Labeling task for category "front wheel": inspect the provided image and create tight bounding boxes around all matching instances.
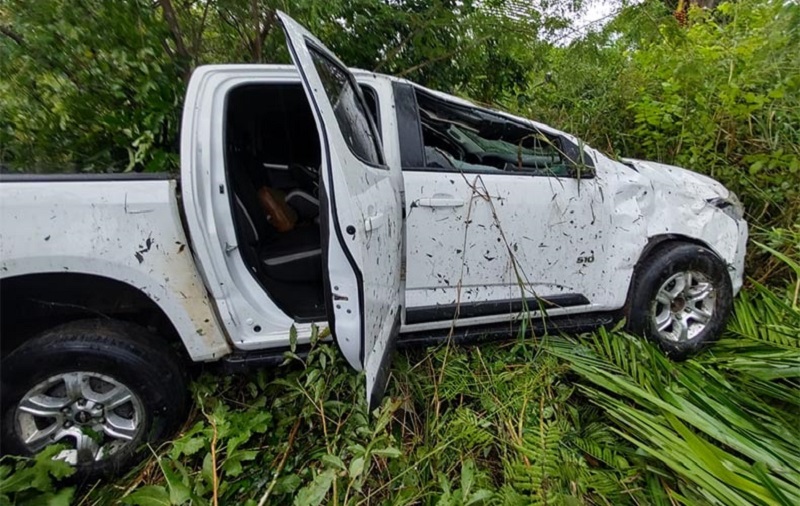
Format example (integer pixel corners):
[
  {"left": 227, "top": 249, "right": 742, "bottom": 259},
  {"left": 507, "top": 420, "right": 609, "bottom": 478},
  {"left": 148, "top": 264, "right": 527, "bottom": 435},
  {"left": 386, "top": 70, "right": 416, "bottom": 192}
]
[
  {"left": 626, "top": 242, "right": 733, "bottom": 359},
  {"left": 1, "top": 319, "right": 189, "bottom": 481}
]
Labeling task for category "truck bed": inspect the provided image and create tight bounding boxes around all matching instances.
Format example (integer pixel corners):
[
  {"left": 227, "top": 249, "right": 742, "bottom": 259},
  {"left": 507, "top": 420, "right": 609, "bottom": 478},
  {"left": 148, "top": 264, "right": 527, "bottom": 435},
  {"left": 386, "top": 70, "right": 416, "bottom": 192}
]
[
  {"left": 0, "top": 175, "right": 229, "bottom": 361},
  {"left": 0, "top": 172, "right": 174, "bottom": 182}
]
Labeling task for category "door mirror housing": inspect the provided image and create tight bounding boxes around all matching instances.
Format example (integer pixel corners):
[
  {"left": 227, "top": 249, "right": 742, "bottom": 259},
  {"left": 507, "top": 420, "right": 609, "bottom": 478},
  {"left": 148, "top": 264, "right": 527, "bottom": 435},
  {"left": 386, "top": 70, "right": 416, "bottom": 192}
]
[{"left": 558, "top": 137, "right": 595, "bottom": 179}]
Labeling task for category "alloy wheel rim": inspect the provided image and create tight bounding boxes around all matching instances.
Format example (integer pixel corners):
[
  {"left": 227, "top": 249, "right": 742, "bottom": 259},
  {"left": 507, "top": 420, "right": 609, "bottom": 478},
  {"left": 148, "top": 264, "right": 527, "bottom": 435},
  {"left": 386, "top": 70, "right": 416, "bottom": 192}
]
[
  {"left": 650, "top": 270, "right": 716, "bottom": 343},
  {"left": 15, "top": 371, "right": 144, "bottom": 465}
]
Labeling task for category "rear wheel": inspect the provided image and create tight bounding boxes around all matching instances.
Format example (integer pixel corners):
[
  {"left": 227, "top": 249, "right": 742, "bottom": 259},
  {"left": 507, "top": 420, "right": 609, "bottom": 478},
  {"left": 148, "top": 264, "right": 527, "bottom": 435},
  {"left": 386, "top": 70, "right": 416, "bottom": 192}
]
[
  {"left": 1, "top": 319, "right": 188, "bottom": 481},
  {"left": 626, "top": 242, "right": 733, "bottom": 359}
]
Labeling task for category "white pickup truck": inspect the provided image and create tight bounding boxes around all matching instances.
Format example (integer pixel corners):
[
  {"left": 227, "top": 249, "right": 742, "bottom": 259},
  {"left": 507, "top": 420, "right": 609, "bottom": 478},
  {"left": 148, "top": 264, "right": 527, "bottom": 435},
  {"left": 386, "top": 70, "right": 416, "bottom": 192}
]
[{"left": 0, "top": 12, "right": 747, "bottom": 478}]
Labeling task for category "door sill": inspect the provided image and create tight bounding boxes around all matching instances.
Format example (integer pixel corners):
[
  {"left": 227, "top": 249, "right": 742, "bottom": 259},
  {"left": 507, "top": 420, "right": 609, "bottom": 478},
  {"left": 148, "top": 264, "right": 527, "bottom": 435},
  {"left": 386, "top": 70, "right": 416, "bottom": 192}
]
[
  {"left": 219, "top": 344, "right": 312, "bottom": 373},
  {"left": 397, "top": 311, "right": 617, "bottom": 348},
  {"left": 404, "top": 294, "right": 590, "bottom": 325},
  {"left": 216, "top": 312, "right": 617, "bottom": 372}
]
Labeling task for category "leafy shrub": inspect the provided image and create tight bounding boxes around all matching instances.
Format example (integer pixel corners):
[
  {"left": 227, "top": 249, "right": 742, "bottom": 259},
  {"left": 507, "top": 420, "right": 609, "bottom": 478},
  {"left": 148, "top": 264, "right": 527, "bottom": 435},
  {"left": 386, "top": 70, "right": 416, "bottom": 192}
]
[
  {"left": 506, "top": 0, "right": 800, "bottom": 281},
  {"left": 0, "top": 445, "right": 75, "bottom": 506}
]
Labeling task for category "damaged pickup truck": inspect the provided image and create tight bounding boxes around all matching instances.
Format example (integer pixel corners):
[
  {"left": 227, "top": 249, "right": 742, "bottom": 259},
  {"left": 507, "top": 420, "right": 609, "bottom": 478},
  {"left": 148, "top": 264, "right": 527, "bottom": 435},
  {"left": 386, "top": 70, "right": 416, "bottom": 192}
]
[{"left": 0, "top": 12, "right": 746, "bottom": 478}]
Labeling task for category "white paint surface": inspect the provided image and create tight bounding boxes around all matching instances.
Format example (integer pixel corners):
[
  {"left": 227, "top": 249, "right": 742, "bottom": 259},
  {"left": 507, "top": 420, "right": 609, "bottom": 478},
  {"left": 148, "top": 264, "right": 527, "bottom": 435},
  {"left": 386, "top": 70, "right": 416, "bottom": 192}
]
[
  {"left": 0, "top": 179, "right": 230, "bottom": 361},
  {"left": 1, "top": 13, "right": 747, "bottom": 378},
  {"left": 279, "top": 12, "right": 404, "bottom": 406}
]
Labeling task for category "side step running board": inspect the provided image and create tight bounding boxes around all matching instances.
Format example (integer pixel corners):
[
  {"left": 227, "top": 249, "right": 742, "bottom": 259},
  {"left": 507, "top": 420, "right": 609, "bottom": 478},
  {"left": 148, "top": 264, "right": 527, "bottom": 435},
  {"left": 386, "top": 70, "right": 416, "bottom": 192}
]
[
  {"left": 219, "top": 344, "right": 311, "bottom": 373},
  {"left": 217, "top": 312, "right": 617, "bottom": 372},
  {"left": 398, "top": 312, "right": 617, "bottom": 349}
]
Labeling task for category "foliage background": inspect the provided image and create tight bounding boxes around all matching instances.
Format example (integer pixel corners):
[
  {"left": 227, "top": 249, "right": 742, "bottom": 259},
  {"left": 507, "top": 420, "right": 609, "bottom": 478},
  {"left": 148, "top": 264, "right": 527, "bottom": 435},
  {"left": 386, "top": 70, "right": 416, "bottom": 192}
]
[
  {"left": 2, "top": 0, "right": 798, "bottom": 258},
  {"left": 1, "top": 0, "right": 799, "bottom": 505}
]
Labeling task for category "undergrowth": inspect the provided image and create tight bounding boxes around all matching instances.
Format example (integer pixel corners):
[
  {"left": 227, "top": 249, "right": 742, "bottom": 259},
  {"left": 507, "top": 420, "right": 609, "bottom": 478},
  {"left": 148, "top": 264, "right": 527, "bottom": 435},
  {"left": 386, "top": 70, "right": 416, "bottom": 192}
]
[
  {"left": 2, "top": 2, "right": 799, "bottom": 505},
  {"left": 3, "top": 247, "right": 797, "bottom": 505}
]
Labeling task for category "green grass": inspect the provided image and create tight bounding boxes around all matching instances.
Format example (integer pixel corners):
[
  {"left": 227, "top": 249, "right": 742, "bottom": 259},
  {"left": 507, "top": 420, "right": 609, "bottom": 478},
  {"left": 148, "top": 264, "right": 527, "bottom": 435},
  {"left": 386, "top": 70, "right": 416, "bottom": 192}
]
[
  {"left": 1, "top": 2, "right": 798, "bottom": 504},
  {"left": 4, "top": 257, "right": 796, "bottom": 506}
]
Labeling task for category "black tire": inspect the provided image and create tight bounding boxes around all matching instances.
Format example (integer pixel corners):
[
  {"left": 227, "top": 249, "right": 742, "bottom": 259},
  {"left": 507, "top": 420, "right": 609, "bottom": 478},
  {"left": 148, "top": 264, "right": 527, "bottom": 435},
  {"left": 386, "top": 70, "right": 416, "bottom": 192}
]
[
  {"left": 0, "top": 319, "right": 189, "bottom": 482},
  {"left": 626, "top": 242, "right": 733, "bottom": 360}
]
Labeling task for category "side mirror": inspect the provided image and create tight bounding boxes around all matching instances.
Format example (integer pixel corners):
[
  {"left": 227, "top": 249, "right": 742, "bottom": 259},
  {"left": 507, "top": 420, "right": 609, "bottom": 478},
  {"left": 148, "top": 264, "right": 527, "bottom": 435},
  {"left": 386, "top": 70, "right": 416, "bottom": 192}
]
[{"left": 559, "top": 137, "right": 595, "bottom": 179}]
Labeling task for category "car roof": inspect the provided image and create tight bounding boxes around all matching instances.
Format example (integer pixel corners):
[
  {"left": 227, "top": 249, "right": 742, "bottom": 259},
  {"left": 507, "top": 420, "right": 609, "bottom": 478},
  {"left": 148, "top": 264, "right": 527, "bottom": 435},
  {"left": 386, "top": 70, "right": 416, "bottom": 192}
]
[
  {"left": 193, "top": 64, "right": 572, "bottom": 142},
  {"left": 353, "top": 69, "right": 570, "bottom": 140}
]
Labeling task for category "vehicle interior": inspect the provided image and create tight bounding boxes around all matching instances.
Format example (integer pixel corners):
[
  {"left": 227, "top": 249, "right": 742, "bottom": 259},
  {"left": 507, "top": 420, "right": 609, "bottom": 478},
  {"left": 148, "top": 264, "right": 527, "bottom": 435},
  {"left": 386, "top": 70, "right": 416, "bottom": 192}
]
[
  {"left": 225, "top": 83, "right": 327, "bottom": 321},
  {"left": 415, "top": 90, "right": 576, "bottom": 176}
]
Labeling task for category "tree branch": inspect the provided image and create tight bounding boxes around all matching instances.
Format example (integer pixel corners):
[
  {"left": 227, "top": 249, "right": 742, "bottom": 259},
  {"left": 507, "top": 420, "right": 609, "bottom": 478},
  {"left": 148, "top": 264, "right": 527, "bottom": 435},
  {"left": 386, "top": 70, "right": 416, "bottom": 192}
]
[
  {"left": 250, "top": 0, "right": 261, "bottom": 62},
  {"left": 396, "top": 35, "right": 491, "bottom": 77},
  {"left": 257, "top": 10, "right": 276, "bottom": 51},
  {"left": 0, "top": 24, "right": 25, "bottom": 46},
  {"left": 247, "top": 3, "right": 275, "bottom": 63},
  {"left": 191, "top": 0, "right": 212, "bottom": 56},
  {"left": 374, "top": 25, "right": 423, "bottom": 72},
  {"left": 217, "top": 7, "right": 252, "bottom": 54},
  {"left": 157, "top": 0, "right": 190, "bottom": 61}
]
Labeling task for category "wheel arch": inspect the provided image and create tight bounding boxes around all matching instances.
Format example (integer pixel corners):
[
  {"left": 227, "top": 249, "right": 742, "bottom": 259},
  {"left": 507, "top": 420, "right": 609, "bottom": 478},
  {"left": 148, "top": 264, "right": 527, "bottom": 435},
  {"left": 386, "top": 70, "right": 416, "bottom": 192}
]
[
  {"left": 0, "top": 270, "right": 228, "bottom": 362},
  {"left": 625, "top": 234, "right": 721, "bottom": 308},
  {"left": 639, "top": 234, "right": 718, "bottom": 264}
]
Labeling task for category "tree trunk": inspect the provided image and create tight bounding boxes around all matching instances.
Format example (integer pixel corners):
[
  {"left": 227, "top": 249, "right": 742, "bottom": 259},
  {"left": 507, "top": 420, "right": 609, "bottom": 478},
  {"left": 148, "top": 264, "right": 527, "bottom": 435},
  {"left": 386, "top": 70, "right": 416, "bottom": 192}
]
[
  {"left": 157, "top": 0, "right": 192, "bottom": 80},
  {"left": 675, "top": 0, "right": 723, "bottom": 26}
]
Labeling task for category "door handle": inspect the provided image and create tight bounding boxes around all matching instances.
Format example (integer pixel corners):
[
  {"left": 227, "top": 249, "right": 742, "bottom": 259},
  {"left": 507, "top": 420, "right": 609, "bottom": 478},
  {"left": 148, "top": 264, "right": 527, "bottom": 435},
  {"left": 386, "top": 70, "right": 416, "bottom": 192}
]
[
  {"left": 364, "top": 213, "right": 385, "bottom": 232},
  {"left": 416, "top": 196, "right": 465, "bottom": 208}
]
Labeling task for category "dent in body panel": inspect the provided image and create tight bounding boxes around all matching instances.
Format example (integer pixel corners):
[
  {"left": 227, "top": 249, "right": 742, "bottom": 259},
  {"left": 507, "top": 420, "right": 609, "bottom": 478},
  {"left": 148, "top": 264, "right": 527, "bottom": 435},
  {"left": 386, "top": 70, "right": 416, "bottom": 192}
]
[
  {"left": 395, "top": 77, "right": 746, "bottom": 328},
  {"left": 618, "top": 157, "right": 745, "bottom": 280},
  {"left": 402, "top": 149, "right": 746, "bottom": 328}
]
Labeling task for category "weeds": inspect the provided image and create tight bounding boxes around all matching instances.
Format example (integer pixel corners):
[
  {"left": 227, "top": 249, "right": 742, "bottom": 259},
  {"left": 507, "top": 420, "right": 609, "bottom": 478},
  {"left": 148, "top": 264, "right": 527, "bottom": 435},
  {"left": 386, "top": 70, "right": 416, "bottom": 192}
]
[
  {"left": 4, "top": 248, "right": 795, "bottom": 505},
  {"left": 0, "top": 445, "right": 75, "bottom": 505},
  {"left": 2, "top": 2, "right": 799, "bottom": 504},
  {"left": 1, "top": 235, "right": 796, "bottom": 505}
]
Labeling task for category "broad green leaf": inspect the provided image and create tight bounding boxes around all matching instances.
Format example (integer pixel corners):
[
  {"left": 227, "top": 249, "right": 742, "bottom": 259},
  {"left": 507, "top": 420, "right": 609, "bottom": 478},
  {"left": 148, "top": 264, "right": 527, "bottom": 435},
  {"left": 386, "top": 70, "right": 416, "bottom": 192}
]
[
  {"left": 274, "top": 474, "right": 302, "bottom": 495},
  {"left": 121, "top": 486, "right": 171, "bottom": 506},
  {"left": 293, "top": 469, "right": 335, "bottom": 506},
  {"left": 372, "top": 447, "right": 402, "bottom": 459},
  {"left": 321, "top": 454, "right": 346, "bottom": 471},
  {"left": 348, "top": 456, "right": 365, "bottom": 479}
]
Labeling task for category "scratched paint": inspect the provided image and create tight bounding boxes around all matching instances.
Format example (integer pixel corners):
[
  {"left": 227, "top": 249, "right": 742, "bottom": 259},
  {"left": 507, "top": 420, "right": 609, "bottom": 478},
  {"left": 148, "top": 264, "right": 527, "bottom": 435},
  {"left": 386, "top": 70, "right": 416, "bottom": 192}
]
[
  {"left": 401, "top": 148, "right": 745, "bottom": 328},
  {"left": 0, "top": 179, "right": 231, "bottom": 361},
  {"left": 279, "top": 12, "right": 403, "bottom": 406},
  {"left": 397, "top": 87, "right": 746, "bottom": 330}
]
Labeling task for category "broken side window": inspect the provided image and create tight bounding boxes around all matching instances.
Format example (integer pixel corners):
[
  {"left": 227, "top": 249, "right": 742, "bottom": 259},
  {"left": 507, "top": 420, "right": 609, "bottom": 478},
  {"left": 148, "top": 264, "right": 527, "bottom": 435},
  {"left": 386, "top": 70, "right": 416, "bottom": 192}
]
[{"left": 415, "top": 90, "right": 586, "bottom": 177}]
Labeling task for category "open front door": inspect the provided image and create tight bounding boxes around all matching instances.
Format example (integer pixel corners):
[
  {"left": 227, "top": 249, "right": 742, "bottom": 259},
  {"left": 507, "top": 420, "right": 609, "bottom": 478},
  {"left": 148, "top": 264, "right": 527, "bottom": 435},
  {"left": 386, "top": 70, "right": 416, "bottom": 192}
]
[{"left": 278, "top": 12, "right": 403, "bottom": 410}]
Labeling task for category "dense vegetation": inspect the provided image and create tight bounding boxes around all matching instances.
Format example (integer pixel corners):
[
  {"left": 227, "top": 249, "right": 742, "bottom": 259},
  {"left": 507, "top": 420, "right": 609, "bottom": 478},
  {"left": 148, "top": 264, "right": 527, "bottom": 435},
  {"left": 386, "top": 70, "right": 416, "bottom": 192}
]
[{"left": 1, "top": 0, "right": 798, "bottom": 504}]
